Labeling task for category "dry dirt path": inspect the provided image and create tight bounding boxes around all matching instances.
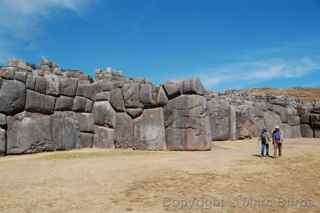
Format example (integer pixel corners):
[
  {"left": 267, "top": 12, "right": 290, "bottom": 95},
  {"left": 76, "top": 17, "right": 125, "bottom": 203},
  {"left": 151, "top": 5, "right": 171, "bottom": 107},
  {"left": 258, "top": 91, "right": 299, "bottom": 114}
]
[{"left": 0, "top": 138, "right": 319, "bottom": 213}]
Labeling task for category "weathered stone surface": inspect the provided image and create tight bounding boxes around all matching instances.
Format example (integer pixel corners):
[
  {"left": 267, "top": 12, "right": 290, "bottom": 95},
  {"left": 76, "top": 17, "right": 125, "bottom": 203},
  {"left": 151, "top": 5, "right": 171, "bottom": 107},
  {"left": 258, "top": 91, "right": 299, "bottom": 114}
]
[
  {"left": 96, "top": 79, "right": 114, "bottom": 91},
  {"left": 80, "top": 132, "right": 94, "bottom": 148},
  {"left": 315, "top": 129, "right": 320, "bottom": 138},
  {"left": 300, "top": 114, "right": 311, "bottom": 124},
  {"left": 25, "top": 90, "right": 56, "bottom": 114},
  {"left": 45, "top": 74, "right": 60, "bottom": 96},
  {"left": 93, "top": 101, "right": 116, "bottom": 128},
  {"left": 7, "top": 112, "right": 54, "bottom": 154},
  {"left": 182, "top": 77, "right": 205, "bottom": 95},
  {"left": 95, "top": 91, "right": 111, "bottom": 101},
  {"left": 72, "top": 96, "right": 93, "bottom": 112},
  {"left": 76, "top": 83, "right": 99, "bottom": 100},
  {"left": 110, "top": 88, "right": 125, "bottom": 112},
  {"left": 263, "top": 110, "right": 282, "bottom": 133},
  {"left": 288, "top": 115, "right": 300, "bottom": 126},
  {"left": 301, "top": 124, "right": 314, "bottom": 138},
  {"left": 163, "top": 80, "right": 182, "bottom": 99},
  {"left": 14, "top": 71, "right": 27, "bottom": 83},
  {"left": 268, "top": 104, "right": 288, "bottom": 123},
  {"left": 0, "top": 68, "right": 15, "bottom": 79},
  {"left": 126, "top": 108, "right": 143, "bottom": 119},
  {"left": 123, "top": 83, "right": 143, "bottom": 108},
  {"left": 0, "top": 129, "right": 5, "bottom": 155},
  {"left": 164, "top": 95, "right": 211, "bottom": 151},
  {"left": 208, "top": 99, "right": 230, "bottom": 141},
  {"left": 51, "top": 111, "right": 80, "bottom": 150},
  {"left": 280, "top": 124, "right": 301, "bottom": 138},
  {"left": 152, "top": 86, "right": 169, "bottom": 107},
  {"left": 60, "top": 78, "right": 78, "bottom": 97},
  {"left": 94, "top": 126, "right": 114, "bottom": 148},
  {"left": 134, "top": 108, "right": 166, "bottom": 150},
  {"left": 139, "top": 83, "right": 154, "bottom": 106},
  {"left": 0, "top": 113, "right": 7, "bottom": 128},
  {"left": 310, "top": 114, "right": 320, "bottom": 128},
  {"left": 115, "top": 113, "right": 134, "bottom": 149},
  {"left": 0, "top": 80, "right": 26, "bottom": 115},
  {"left": 55, "top": 96, "right": 74, "bottom": 111},
  {"left": 78, "top": 113, "right": 94, "bottom": 133},
  {"left": 34, "top": 76, "right": 47, "bottom": 94}
]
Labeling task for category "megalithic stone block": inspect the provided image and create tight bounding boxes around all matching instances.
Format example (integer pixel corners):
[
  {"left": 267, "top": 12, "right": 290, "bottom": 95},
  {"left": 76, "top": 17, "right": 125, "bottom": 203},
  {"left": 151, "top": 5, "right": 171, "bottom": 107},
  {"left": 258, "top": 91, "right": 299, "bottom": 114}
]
[
  {"left": 134, "top": 108, "right": 166, "bottom": 150},
  {"left": 164, "top": 95, "right": 211, "bottom": 151},
  {"left": 0, "top": 80, "right": 26, "bottom": 115}
]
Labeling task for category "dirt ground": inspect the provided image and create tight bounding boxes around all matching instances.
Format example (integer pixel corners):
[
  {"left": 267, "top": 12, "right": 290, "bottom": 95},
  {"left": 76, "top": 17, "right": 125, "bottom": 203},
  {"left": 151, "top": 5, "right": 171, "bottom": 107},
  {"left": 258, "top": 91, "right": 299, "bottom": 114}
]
[{"left": 0, "top": 138, "right": 319, "bottom": 213}]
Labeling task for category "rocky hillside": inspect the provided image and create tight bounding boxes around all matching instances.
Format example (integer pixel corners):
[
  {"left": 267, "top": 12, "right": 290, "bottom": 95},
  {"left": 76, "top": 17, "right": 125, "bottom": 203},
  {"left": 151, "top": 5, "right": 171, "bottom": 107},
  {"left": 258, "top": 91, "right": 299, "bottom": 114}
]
[{"left": 0, "top": 58, "right": 319, "bottom": 156}]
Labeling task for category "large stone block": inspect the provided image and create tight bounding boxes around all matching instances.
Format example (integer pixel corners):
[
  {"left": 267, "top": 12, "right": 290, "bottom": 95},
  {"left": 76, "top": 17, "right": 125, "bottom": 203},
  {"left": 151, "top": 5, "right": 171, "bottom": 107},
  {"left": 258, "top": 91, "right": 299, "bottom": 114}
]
[
  {"left": 51, "top": 111, "right": 80, "bottom": 150},
  {"left": 14, "top": 71, "right": 27, "bottom": 83},
  {"left": 55, "top": 96, "right": 74, "bottom": 111},
  {"left": 76, "top": 83, "right": 99, "bottom": 100},
  {"left": 300, "top": 114, "right": 311, "bottom": 124},
  {"left": 78, "top": 113, "right": 94, "bottom": 133},
  {"left": 134, "top": 108, "right": 166, "bottom": 150},
  {"left": 264, "top": 110, "right": 282, "bottom": 133},
  {"left": 26, "top": 75, "right": 47, "bottom": 94},
  {"left": 0, "top": 80, "right": 26, "bottom": 115},
  {"left": 208, "top": 99, "right": 230, "bottom": 141},
  {"left": 95, "top": 91, "right": 111, "bottom": 101},
  {"left": 164, "top": 95, "right": 211, "bottom": 151},
  {"left": 0, "top": 128, "right": 5, "bottom": 155},
  {"left": 139, "top": 83, "right": 154, "bottom": 107},
  {"left": 25, "top": 90, "right": 56, "bottom": 114},
  {"left": 96, "top": 79, "right": 114, "bottom": 91},
  {"left": 163, "top": 80, "right": 182, "bottom": 99},
  {"left": 280, "top": 124, "right": 301, "bottom": 138},
  {"left": 60, "top": 78, "right": 78, "bottom": 97},
  {"left": 94, "top": 126, "right": 114, "bottom": 148},
  {"left": 310, "top": 114, "right": 320, "bottom": 128},
  {"left": 123, "top": 83, "right": 143, "bottom": 108},
  {"left": 72, "top": 96, "right": 93, "bottom": 112},
  {"left": 93, "top": 101, "right": 116, "bottom": 128},
  {"left": 152, "top": 86, "right": 168, "bottom": 107},
  {"left": 115, "top": 113, "right": 134, "bottom": 149},
  {"left": 182, "top": 77, "right": 205, "bottom": 95},
  {"left": 288, "top": 115, "right": 300, "bottom": 126},
  {"left": 7, "top": 112, "right": 54, "bottom": 154},
  {"left": 268, "top": 104, "right": 288, "bottom": 123},
  {"left": 301, "top": 124, "right": 314, "bottom": 138},
  {"left": 80, "top": 132, "right": 94, "bottom": 148},
  {"left": 110, "top": 88, "right": 125, "bottom": 112},
  {"left": 45, "top": 74, "right": 60, "bottom": 96}
]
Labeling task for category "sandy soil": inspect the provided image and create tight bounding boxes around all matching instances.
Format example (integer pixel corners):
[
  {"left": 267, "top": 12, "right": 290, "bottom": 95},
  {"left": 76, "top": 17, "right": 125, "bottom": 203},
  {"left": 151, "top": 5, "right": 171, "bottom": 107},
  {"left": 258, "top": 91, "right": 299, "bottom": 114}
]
[{"left": 0, "top": 138, "right": 319, "bottom": 213}]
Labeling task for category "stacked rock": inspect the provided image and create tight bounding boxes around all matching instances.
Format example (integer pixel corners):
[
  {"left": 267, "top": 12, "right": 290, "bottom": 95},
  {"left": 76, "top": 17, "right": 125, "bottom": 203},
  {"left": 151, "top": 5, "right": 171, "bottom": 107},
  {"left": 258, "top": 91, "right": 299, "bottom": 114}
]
[{"left": 0, "top": 59, "right": 211, "bottom": 155}]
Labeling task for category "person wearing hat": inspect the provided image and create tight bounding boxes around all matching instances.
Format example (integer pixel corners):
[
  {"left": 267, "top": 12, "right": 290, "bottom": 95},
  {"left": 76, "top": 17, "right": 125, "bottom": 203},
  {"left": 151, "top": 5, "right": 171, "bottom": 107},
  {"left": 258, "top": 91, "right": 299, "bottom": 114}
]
[
  {"left": 260, "top": 128, "right": 271, "bottom": 157},
  {"left": 272, "top": 126, "right": 283, "bottom": 158}
]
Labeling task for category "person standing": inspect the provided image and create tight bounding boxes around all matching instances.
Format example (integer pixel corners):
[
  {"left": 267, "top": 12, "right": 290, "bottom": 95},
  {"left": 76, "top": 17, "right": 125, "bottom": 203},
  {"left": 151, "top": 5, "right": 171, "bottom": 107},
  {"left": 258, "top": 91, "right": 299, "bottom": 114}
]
[
  {"left": 260, "top": 128, "right": 270, "bottom": 157},
  {"left": 272, "top": 126, "right": 283, "bottom": 158}
]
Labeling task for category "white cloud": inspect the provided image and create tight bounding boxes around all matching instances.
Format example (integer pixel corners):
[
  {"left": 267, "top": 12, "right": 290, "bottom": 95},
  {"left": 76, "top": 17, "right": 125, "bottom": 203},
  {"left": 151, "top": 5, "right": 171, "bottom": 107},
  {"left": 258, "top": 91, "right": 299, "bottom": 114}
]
[
  {"left": 0, "top": 0, "right": 94, "bottom": 63},
  {"left": 201, "top": 57, "right": 320, "bottom": 89}
]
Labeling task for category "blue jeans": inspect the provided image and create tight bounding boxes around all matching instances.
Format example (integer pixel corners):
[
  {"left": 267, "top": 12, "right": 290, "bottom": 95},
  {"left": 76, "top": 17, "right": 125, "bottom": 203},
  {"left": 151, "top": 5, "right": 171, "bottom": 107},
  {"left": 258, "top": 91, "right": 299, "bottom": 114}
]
[{"left": 261, "top": 143, "right": 269, "bottom": 156}]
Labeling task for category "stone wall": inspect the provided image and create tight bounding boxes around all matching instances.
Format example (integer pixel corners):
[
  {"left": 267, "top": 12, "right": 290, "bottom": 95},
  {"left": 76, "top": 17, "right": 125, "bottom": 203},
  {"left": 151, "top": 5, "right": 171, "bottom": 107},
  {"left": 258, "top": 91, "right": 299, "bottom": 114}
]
[
  {"left": 206, "top": 90, "right": 320, "bottom": 141},
  {"left": 0, "top": 59, "right": 210, "bottom": 155},
  {"left": 0, "top": 59, "right": 319, "bottom": 156}
]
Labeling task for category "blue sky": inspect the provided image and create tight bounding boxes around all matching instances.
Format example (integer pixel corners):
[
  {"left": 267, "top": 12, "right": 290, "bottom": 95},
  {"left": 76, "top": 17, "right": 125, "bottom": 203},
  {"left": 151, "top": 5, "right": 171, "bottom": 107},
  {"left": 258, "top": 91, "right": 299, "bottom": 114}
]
[{"left": 0, "top": 0, "right": 320, "bottom": 91}]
